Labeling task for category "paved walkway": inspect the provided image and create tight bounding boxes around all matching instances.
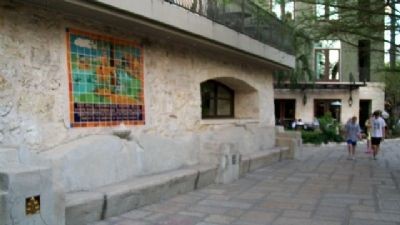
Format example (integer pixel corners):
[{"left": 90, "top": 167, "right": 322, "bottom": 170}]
[{"left": 90, "top": 139, "right": 400, "bottom": 225}]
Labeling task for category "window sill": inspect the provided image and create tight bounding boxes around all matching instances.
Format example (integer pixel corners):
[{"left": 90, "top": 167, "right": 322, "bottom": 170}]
[{"left": 200, "top": 118, "right": 259, "bottom": 125}]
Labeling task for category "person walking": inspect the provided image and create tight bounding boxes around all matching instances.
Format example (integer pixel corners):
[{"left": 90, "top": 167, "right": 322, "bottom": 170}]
[
  {"left": 345, "top": 116, "right": 362, "bottom": 160},
  {"left": 371, "top": 110, "right": 386, "bottom": 160},
  {"left": 364, "top": 114, "right": 373, "bottom": 154}
]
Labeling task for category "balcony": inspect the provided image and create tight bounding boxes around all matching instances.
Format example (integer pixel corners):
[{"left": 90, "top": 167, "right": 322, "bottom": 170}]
[{"left": 165, "top": 0, "right": 295, "bottom": 55}]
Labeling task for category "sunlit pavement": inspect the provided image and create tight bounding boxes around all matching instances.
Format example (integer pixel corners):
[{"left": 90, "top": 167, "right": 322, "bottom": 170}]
[{"left": 89, "top": 139, "right": 400, "bottom": 225}]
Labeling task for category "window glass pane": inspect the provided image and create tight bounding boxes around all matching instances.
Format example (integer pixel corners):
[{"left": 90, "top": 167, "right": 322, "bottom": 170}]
[
  {"left": 202, "top": 99, "right": 215, "bottom": 117},
  {"left": 201, "top": 80, "right": 234, "bottom": 118},
  {"left": 284, "top": 100, "right": 295, "bottom": 118},
  {"left": 217, "top": 99, "right": 232, "bottom": 116},
  {"left": 272, "top": 2, "right": 282, "bottom": 18},
  {"left": 271, "top": 0, "right": 294, "bottom": 20},
  {"left": 314, "top": 40, "right": 341, "bottom": 81},
  {"left": 329, "top": 102, "right": 341, "bottom": 121},
  {"left": 217, "top": 85, "right": 231, "bottom": 98},
  {"left": 316, "top": 0, "right": 338, "bottom": 20},
  {"left": 315, "top": 101, "right": 326, "bottom": 118},
  {"left": 315, "top": 50, "right": 326, "bottom": 80},
  {"left": 316, "top": 2, "right": 325, "bottom": 19},
  {"left": 286, "top": 1, "right": 294, "bottom": 19},
  {"left": 329, "top": 49, "right": 340, "bottom": 80},
  {"left": 329, "top": 4, "right": 338, "bottom": 20},
  {"left": 201, "top": 82, "right": 215, "bottom": 98}
]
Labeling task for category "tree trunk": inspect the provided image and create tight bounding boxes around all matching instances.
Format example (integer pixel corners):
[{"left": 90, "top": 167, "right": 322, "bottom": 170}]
[{"left": 389, "top": 0, "right": 396, "bottom": 70}]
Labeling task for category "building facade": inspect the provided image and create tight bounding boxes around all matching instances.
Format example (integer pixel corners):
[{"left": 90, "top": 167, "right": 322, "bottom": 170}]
[
  {"left": 271, "top": 0, "right": 386, "bottom": 129},
  {"left": 0, "top": 0, "right": 297, "bottom": 224}
]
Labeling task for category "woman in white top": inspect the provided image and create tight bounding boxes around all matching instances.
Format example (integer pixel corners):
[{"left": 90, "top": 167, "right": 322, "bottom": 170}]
[{"left": 370, "top": 110, "right": 386, "bottom": 160}]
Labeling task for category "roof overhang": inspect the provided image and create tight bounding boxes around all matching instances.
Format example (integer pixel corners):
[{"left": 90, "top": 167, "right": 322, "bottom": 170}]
[{"left": 16, "top": 0, "right": 295, "bottom": 70}]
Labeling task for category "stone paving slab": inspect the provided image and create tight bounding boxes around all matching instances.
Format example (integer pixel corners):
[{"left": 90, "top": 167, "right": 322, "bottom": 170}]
[{"left": 89, "top": 139, "right": 400, "bottom": 225}]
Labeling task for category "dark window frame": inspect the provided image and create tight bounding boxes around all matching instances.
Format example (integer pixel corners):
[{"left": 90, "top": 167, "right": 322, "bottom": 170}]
[
  {"left": 201, "top": 80, "right": 234, "bottom": 119},
  {"left": 269, "top": 0, "right": 295, "bottom": 20},
  {"left": 314, "top": 41, "right": 341, "bottom": 81},
  {"left": 274, "top": 99, "right": 296, "bottom": 128},
  {"left": 358, "top": 39, "right": 371, "bottom": 82},
  {"left": 316, "top": 0, "right": 339, "bottom": 21}
]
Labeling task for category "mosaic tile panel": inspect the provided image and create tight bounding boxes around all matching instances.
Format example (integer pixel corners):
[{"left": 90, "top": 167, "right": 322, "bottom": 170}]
[{"left": 66, "top": 28, "right": 145, "bottom": 127}]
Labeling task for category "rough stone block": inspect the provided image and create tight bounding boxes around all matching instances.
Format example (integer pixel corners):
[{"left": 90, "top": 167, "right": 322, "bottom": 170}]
[
  {"left": 193, "top": 164, "right": 217, "bottom": 189},
  {"left": 161, "top": 171, "right": 198, "bottom": 199},
  {"left": 248, "top": 148, "right": 281, "bottom": 172},
  {"left": 215, "top": 145, "right": 240, "bottom": 184},
  {"left": 0, "top": 164, "right": 64, "bottom": 225},
  {"left": 239, "top": 156, "right": 250, "bottom": 177},
  {"left": 65, "top": 191, "right": 104, "bottom": 225},
  {"left": 67, "top": 168, "right": 204, "bottom": 224},
  {"left": 100, "top": 185, "right": 141, "bottom": 219},
  {"left": 277, "top": 137, "right": 299, "bottom": 160}
]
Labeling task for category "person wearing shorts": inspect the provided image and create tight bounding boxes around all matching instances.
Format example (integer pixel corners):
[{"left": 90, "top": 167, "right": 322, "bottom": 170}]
[
  {"left": 345, "top": 116, "right": 362, "bottom": 160},
  {"left": 371, "top": 110, "right": 386, "bottom": 160},
  {"left": 364, "top": 115, "right": 373, "bottom": 153}
]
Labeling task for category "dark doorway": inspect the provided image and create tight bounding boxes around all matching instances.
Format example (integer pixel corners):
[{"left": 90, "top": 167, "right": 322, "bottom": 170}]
[
  {"left": 275, "top": 99, "right": 295, "bottom": 128},
  {"left": 314, "top": 99, "right": 341, "bottom": 122},
  {"left": 359, "top": 100, "right": 371, "bottom": 132}
]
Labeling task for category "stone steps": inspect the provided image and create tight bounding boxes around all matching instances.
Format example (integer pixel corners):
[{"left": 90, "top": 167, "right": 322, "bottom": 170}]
[{"left": 65, "top": 146, "right": 292, "bottom": 225}]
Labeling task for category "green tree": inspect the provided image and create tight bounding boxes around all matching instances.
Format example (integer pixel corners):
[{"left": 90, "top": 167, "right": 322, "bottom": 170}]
[
  {"left": 290, "top": 0, "right": 399, "bottom": 70},
  {"left": 383, "top": 62, "right": 400, "bottom": 121}
]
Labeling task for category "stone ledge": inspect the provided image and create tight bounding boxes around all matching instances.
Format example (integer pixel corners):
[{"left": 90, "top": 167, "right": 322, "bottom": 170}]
[
  {"left": 65, "top": 164, "right": 218, "bottom": 225},
  {"left": 66, "top": 191, "right": 104, "bottom": 225},
  {"left": 239, "top": 147, "right": 290, "bottom": 177},
  {"left": 65, "top": 146, "right": 292, "bottom": 225}
]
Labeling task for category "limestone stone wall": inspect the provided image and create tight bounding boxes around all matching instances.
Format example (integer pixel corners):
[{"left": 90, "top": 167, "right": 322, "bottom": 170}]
[
  {"left": 359, "top": 83, "right": 385, "bottom": 112},
  {"left": 0, "top": 2, "right": 277, "bottom": 192}
]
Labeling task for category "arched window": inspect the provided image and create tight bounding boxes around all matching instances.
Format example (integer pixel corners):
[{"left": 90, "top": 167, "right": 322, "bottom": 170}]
[{"left": 201, "top": 80, "right": 234, "bottom": 118}]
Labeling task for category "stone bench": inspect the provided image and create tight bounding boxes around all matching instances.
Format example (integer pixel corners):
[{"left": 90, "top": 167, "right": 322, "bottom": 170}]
[
  {"left": 240, "top": 146, "right": 290, "bottom": 177},
  {"left": 65, "top": 146, "right": 292, "bottom": 225},
  {"left": 65, "top": 164, "right": 217, "bottom": 225}
]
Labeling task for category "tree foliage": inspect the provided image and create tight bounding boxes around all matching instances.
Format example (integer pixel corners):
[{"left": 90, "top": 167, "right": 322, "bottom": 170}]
[
  {"left": 383, "top": 62, "right": 400, "bottom": 119},
  {"left": 291, "top": 0, "right": 399, "bottom": 65}
]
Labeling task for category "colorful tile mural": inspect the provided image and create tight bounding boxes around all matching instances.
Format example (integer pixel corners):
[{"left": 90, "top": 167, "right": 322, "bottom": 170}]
[{"left": 66, "top": 28, "right": 145, "bottom": 127}]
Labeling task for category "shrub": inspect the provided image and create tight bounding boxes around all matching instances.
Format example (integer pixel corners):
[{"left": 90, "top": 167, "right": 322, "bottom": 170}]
[
  {"left": 390, "top": 122, "right": 400, "bottom": 138},
  {"left": 301, "top": 113, "right": 343, "bottom": 144},
  {"left": 385, "top": 116, "right": 400, "bottom": 138},
  {"left": 301, "top": 130, "right": 324, "bottom": 145}
]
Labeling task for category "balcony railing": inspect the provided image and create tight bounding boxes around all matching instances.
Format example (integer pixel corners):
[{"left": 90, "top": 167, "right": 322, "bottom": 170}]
[{"left": 164, "top": 0, "right": 295, "bottom": 55}]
